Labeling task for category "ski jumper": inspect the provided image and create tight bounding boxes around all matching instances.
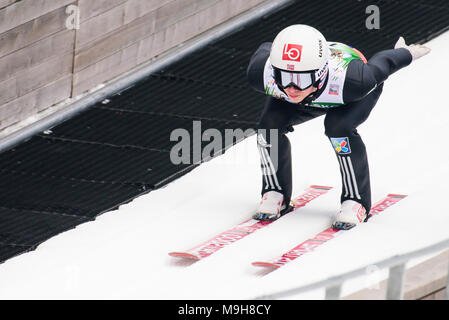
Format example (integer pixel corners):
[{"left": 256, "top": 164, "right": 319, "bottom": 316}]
[{"left": 247, "top": 42, "right": 412, "bottom": 212}]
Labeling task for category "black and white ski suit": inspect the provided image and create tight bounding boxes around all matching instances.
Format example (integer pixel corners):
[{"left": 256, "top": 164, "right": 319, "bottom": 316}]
[{"left": 247, "top": 42, "right": 412, "bottom": 212}]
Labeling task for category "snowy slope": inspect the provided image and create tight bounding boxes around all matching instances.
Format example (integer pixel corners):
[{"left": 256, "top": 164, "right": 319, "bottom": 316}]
[{"left": 0, "top": 32, "right": 448, "bottom": 300}]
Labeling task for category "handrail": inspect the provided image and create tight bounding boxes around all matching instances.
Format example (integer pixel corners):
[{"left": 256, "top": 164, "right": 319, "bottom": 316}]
[{"left": 255, "top": 237, "right": 449, "bottom": 300}]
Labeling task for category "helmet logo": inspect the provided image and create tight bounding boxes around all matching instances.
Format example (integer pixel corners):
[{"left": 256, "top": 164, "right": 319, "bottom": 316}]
[
  {"left": 318, "top": 39, "right": 323, "bottom": 58},
  {"left": 282, "top": 43, "right": 303, "bottom": 62}
]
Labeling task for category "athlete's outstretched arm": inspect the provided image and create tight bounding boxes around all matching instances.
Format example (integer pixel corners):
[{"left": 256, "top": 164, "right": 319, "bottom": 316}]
[
  {"left": 343, "top": 48, "right": 412, "bottom": 102},
  {"left": 344, "top": 37, "right": 431, "bottom": 103}
]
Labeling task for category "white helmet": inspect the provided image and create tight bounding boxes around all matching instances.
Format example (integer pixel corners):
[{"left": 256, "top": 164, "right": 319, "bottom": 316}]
[{"left": 270, "top": 25, "right": 329, "bottom": 91}]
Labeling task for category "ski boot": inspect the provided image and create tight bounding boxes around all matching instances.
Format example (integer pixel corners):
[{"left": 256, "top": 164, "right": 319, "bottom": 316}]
[
  {"left": 333, "top": 200, "right": 367, "bottom": 230},
  {"left": 253, "top": 191, "right": 287, "bottom": 221}
]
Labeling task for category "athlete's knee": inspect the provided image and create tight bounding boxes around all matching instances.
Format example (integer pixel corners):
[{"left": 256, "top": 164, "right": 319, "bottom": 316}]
[
  {"left": 257, "top": 116, "right": 291, "bottom": 139},
  {"left": 324, "top": 115, "right": 356, "bottom": 137},
  {"left": 258, "top": 111, "right": 287, "bottom": 131}
]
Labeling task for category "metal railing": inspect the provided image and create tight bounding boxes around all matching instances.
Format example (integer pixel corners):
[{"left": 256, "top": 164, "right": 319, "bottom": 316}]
[{"left": 256, "top": 237, "right": 449, "bottom": 300}]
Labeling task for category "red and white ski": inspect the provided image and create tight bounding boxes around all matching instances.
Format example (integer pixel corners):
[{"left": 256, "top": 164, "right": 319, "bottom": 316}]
[
  {"left": 169, "top": 185, "right": 332, "bottom": 260},
  {"left": 252, "top": 194, "right": 407, "bottom": 269}
]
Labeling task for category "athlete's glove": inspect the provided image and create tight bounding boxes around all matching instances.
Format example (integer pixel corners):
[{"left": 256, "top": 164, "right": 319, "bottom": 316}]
[{"left": 394, "top": 36, "right": 431, "bottom": 61}]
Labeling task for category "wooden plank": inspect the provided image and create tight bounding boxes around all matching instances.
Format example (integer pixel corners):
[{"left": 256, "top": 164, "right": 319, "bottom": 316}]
[
  {"left": 0, "top": 0, "right": 75, "bottom": 34},
  {"left": 229, "top": 0, "right": 268, "bottom": 15},
  {"left": 0, "top": 0, "right": 17, "bottom": 9},
  {"left": 146, "top": 0, "right": 267, "bottom": 60},
  {"left": 420, "top": 289, "right": 447, "bottom": 300},
  {"left": 73, "top": 42, "right": 141, "bottom": 96},
  {"left": 78, "top": 0, "right": 128, "bottom": 22},
  {"left": 0, "top": 6, "right": 69, "bottom": 58},
  {"left": 74, "top": 11, "right": 156, "bottom": 73},
  {"left": 74, "top": 0, "right": 220, "bottom": 73},
  {"left": 0, "top": 0, "right": 267, "bottom": 132},
  {"left": 154, "top": 0, "right": 221, "bottom": 34},
  {"left": 0, "top": 75, "right": 72, "bottom": 130},
  {"left": 72, "top": 0, "right": 264, "bottom": 96},
  {"left": 344, "top": 250, "right": 449, "bottom": 300},
  {"left": 0, "top": 29, "right": 74, "bottom": 83},
  {"left": 403, "top": 250, "right": 448, "bottom": 300},
  {"left": 76, "top": 0, "right": 173, "bottom": 48},
  {"left": 0, "top": 53, "right": 73, "bottom": 105}
]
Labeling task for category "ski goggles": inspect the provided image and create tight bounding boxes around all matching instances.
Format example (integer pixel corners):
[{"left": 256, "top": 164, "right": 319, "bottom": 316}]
[{"left": 273, "top": 68, "right": 316, "bottom": 91}]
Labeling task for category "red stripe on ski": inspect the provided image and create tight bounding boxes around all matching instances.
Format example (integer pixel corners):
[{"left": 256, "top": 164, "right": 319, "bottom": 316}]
[
  {"left": 252, "top": 194, "right": 407, "bottom": 269},
  {"left": 169, "top": 185, "right": 332, "bottom": 260}
]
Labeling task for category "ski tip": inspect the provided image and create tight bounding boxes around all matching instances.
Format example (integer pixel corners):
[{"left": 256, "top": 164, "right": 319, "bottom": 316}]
[
  {"left": 310, "top": 185, "right": 333, "bottom": 190},
  {"left": 168, "top": 252, "right": 200, "bottom": 260},
  {"left": 252, "top": 261, "right": 280, "bottom": 269}
]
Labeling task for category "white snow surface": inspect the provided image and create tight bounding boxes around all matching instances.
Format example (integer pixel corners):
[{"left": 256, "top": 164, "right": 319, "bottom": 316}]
[{"left": 0, "top": 32, "right": 448, "bottom": 300}]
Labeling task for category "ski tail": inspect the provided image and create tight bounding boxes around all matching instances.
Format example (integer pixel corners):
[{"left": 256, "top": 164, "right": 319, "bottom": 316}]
[{"left": 252, "top": 193, "right": 407, "bottom": 269}]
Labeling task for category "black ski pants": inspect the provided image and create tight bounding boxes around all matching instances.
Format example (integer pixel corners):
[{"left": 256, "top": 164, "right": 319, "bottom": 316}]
[{"left": 257, "top": 84, "right": 383, "bottom": 213}]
